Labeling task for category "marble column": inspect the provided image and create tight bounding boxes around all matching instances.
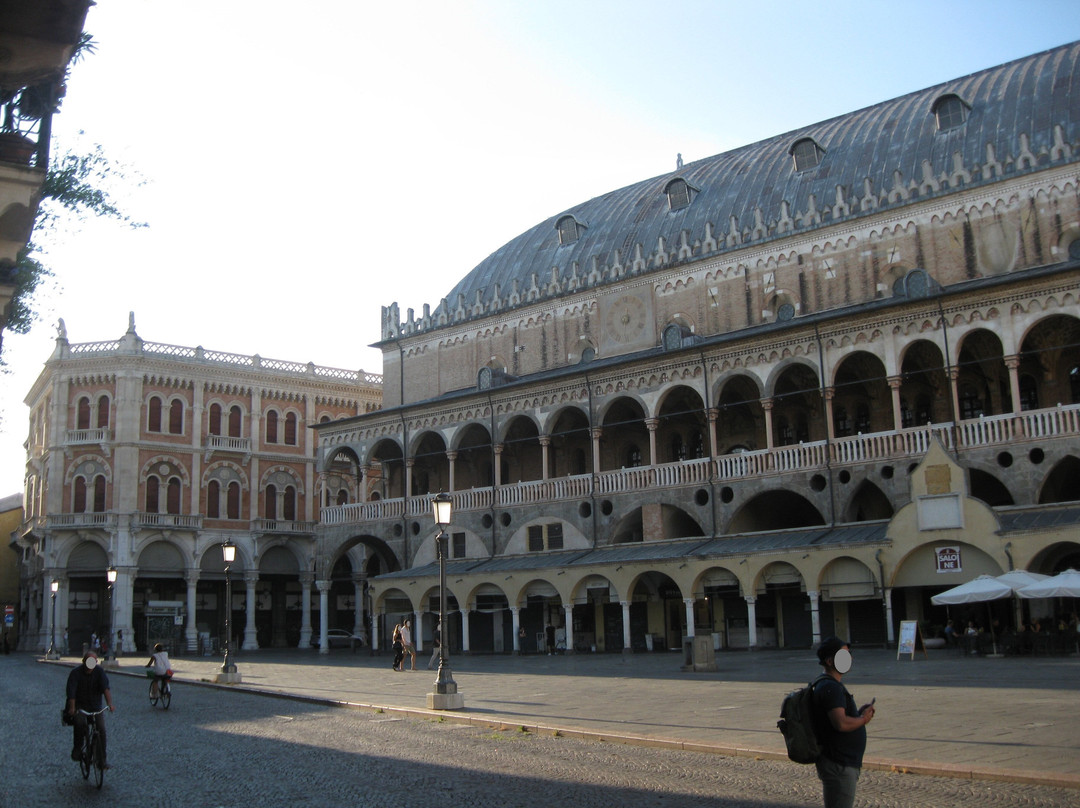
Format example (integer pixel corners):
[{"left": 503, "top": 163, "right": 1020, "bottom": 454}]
[{"left": 243, "top": 572, "right": 258, "bottom": 650}]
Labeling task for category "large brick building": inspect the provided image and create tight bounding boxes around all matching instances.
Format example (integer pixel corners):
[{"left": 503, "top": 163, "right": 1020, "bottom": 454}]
[{"left": 314, "top": 42, "right": 1080, "bottom": 657}]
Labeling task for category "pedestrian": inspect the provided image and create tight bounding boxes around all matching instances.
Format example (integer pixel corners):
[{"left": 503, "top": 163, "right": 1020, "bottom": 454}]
[
  {"left": 65, "top": 651, "right": 115, "bottom": 769},
  {"left": 62, "top": 627, "right": 69, "bottom": 655},
  {"left": 90, "top": 631, "right": 100, "bottom": 653},
  {"left": 545, "top": 623, "right": 556, "bottom": 655},
  {"left": 115, "top": 629, "right": 123, "bottom": 659},
  {"left": 518, "top": 625, "right": 527, "bottom": 654},
  {"left": 400, "top": 618, "right": 416, "bottom": 671},
  {"left": 427, "top": 622, "right": 442, "bottom": 670},
  {"left": 391, "top": 623, "right": 404, "bottom": 672},
  {"left": 811, "top": 637, "right": 875, "bottom": 808}
]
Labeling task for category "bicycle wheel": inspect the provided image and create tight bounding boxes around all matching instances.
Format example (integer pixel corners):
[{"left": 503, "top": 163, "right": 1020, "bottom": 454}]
[
  {"left": 161, "top": 680, "right": 171, "bottom": 710},
  {"left": 92, "top": 733, "right": 105, "bottom": 789},
  {"left": 149, "top": 679, "right": 159, "bottom": 707},
  {"left": 79, "top": 733, "right": 91, "bottom": 779}
]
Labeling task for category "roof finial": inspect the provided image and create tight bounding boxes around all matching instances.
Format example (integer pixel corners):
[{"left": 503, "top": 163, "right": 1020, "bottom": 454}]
[{"left": 676, "top": 153, "right": 683, "bottom": 170}]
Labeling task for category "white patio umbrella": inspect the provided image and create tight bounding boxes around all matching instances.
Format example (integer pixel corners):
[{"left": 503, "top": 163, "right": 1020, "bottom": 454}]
[
  {"left": 1016, "top": 569, "right": 1080, "bottom": 599},
  {"left": 996, "top": 570, "right": 1049, "bottom": 629},
  {"left": 932, "top": 575, "right": 1014, "bottom": 655}
]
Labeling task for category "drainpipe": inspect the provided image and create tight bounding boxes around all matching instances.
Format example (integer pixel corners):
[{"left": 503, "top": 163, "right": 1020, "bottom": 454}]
[
  {"left": 585, "top": 369, "right": 598, "bottom": 547},
  {"left": 813, "top": 323, "right": 837, "bottom": 526},
  {"left": 487, "top": 391, "right": 498, "bottom": 559},
  {"left": 698, "top": 350, "right": 718, "bottom": 538},
  {"left": 876, "top": 548, "right": 894, "bottom": 645},
  {"left": 936, "top": 297, "right": 961, "bottom": 460},
  {"left": 394, "top": 339, "right": 410, "bottom": 557}
]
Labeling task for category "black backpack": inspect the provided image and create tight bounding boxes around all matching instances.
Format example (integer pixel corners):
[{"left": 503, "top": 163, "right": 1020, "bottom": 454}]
[{"left": 777, "top": 674, "right": 830, "bottom": 764}]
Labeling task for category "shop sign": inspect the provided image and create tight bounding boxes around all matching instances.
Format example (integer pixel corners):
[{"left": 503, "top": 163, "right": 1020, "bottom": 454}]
[{"left": 935, "top": 545, "right": 962, "bottom": 573}]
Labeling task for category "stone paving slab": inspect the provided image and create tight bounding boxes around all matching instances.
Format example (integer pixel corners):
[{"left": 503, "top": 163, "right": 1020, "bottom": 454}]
[{"left": 62, "top": 645, "right": 1080, "bottom": 789}]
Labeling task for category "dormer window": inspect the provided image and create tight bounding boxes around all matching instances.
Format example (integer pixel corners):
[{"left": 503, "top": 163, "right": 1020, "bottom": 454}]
[
  {"left": 557, "top": 215, "right": 582, "bottom": 245},
  {"left": 665, "top": 178, "right": 692, "bottom": 211},
  {"left": 932, "top": 94, "right": 969, "bottom": 131},
  {"left": 791, "top": 138, "right": 823, "bottom": 172}
]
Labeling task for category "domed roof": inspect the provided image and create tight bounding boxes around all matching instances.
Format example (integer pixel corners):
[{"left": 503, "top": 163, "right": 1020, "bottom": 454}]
[{"left": 440, "top": 41, "right": 1080, "bottom": 315}]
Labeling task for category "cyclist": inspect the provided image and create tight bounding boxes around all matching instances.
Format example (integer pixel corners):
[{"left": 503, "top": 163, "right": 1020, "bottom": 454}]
[
  {"left": 146, "top": 642, "right": 171, "bottom": 698},
  {"left": 65, "top": 651, "right": 115, "bottom": 768}
]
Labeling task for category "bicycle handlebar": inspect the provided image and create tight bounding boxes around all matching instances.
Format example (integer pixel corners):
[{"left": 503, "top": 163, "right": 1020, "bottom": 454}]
[{"left": 77, "top": 708, "right": 108, "bottom": 716}]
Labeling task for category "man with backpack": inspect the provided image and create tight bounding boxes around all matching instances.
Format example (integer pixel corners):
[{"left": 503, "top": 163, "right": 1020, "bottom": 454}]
[{"left": 812, "top": 637, "right": 875, "bottom": 808}]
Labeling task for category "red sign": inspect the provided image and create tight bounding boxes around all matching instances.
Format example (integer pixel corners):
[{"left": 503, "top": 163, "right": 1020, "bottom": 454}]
[{"left": 935, "top": 545, "right": 962, "bottom": 573}]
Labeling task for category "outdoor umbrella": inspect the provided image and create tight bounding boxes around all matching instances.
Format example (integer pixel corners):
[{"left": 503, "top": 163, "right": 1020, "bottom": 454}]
[
  {"left": 995, "top": 570, "right": 1049, "bottom": 629},
  {"left": 1016, "top": 569, "right": 1080, "bottom": 599},
  {"left": 931, "top": 575, "right": 1013, "bottom": 654}
]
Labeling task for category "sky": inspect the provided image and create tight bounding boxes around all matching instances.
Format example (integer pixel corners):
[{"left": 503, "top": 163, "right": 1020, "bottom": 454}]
[{"left": 2, "top": 0, "right": 1080, "bottom": 496}]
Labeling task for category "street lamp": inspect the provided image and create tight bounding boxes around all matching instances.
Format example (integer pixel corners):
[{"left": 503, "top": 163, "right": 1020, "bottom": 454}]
[
  {"left": 217, "top": 539, "right": 240, "bottom": 682},
  {"left": 105, "top": 567, "right": 117, "bottom": 661},
  {"left": 427, "top": 493, "right": 463, "bottom": 710},
  {"left": 47, "top": 579, "right": 59, "bottom": 659}
]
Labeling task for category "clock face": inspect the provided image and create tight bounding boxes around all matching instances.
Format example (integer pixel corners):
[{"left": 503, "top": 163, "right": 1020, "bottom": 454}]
[{"left": 605, "top": 294, "right": 648, "bottom": 344}]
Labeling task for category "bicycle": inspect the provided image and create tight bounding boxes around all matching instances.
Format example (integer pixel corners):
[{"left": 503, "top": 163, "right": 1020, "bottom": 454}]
[
  {"left": 76, "top": 707, "right": 107, "bottom": 789},
  {"left": 148, "top": 673, "right": 171, "bottom": 710}
]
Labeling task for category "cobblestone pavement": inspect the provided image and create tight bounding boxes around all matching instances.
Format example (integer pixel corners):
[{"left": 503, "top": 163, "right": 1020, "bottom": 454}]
[{"left": 4, "top": 653, "right": 1079, "bottom": 808}]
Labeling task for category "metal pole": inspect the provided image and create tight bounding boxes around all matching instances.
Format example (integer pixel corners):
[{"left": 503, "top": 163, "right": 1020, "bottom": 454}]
[
  {"left": 47, "top": 590, "right": 57, "bottom": 659},
  {"left": 222, "top": 563, "right": 236, "bottom": 673},
  {"left": 433, "top": 528, "right": 456, "bottom": 692}
]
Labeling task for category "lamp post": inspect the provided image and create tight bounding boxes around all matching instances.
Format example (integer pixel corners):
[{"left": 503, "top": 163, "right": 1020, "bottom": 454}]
[
  {"left": 46, "top": 579, "right": 59, "bottom": 659},
  {"left": 105, "top": 567, "right": 117, "bottom": 662},
  {"left": 427, "top": 493, "right": 463, "bottom": 710},
  {"left": 217, "top": 539, "right": 241, "bottom": 682}
]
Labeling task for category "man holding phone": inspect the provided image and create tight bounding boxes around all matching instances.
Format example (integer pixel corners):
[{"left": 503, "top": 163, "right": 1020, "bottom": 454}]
[{"left": 812, "top": 637, "right": 875, "bottom": 808}]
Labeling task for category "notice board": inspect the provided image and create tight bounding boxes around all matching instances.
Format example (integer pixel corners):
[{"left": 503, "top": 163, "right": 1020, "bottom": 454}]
[{"left": 897, "top": 620, "right": 927, "bottom": 660}]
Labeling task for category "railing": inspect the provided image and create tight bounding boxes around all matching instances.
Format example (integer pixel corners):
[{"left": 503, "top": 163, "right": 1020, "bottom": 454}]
[
  {"left": 65, "top": 428, "right": 113, "bottom": 444},
  {"left": 132, "top": 513, "right": 203, "bottom": 530},
  {"left": 204, "top": 435, "right": 251, "bottom": 453},
  {"left": 252, "top": 519, "right": 317, "bottom": 534},
  {"left": 46, "top": 513, "right": 119, "bottom": 530},
  {"left": 317, "top": 403, "right": 1080, "bottom": 528}
]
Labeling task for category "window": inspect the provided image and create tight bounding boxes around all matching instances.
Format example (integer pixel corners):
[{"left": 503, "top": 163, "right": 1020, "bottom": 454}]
[
  {"left": 167, "top": 477, "right": 181, "bottom": 514},
  {"left": 207, "top": 480, "right": 221, "bottom": 518},
  {"left": 265, "top": 484, "right": 278, "bottom": 519},
  {"left": 335, "top": 489, "right": 348, "bottom": 506},
  {"left": 665, "top": 178, "right": 691, "bottom": 210},
  {"left": 148, "top": 396, "right": 162, "bottom": 432},
  {"left": 626, "top": 445, "right": 642, "bottom": 468},
  {"left": 284, "top": 485, "right": 297, "bottom": 520},
  {"left": 168, "top": 399, "right": 183, "bottom": 434},
  {"left": 146, "top": 476, "right": 160, "bottom": 512},
  {"left": 451, "top": 532, "right": 466, "bottom": 559},
  {"left": 557, "top": 215, "right": 580, "bottom": 245},
  {"left": 284, "top": 412, "right": 297, "bottom": 446},
  {"left": 77, "top": 397, "right": 91, "bottom": 430},
  {"left": 74, "top": 477, "right": 87, "bottom": 512},
  {"left": 228, "top": 405, "right": 242, "bottom": 438},
  {"left": 933, "top": 94, "right": 967, "bottom": 131},
  {"left": 527, "top": 523, "right": 564, "bottom": 552},
  {"left": 227, "top": 481, "right": 241, "bottom": 519},
  {"left": 959, "top": 385, "right": 984, "bottom": 419},
  {"left": 1070, "top": 239, "right": 1080, "bottom": 262},
  {"left": 1019, "top": 375, "right": 1039, "bottom": 411},
  {"left": 96, "top": 395, "right": 110, "bottom": 428},
  {"left": 791, "top": 138, "right": 823, "bottom": 171},
  {"left": 93, "top": 475, "right": 106, "bottom": 512},
  {"left": 266, "top": 410, "right": 279, "bottom": 444},
  {"left": 209, "top": 404, "right": 222, "bottom": 436}
]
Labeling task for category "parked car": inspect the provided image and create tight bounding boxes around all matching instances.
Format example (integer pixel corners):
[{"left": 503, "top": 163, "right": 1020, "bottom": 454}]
[{"left": 311, "top": 629, "right": 366, "bottom": 650}]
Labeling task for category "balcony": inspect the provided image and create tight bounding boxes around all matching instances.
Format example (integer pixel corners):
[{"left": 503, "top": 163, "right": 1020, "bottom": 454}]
[
  {"left": 203, "top": 434, "right": 252, "bottom": 462},
  {"left": 46, "top": 513, "right": 119, "bottom": 530},
  {"left": 65, "top": 427, "right": 113, "bottom": 445},
  {"left": 319, "top": 404, "right": 1080, "bottom": 528},
  {"left": 251, "top": 519, "right": 317, "bottom": 535},
  {"left": 132, "top": 513, "right": 203, "bottom": 530}
]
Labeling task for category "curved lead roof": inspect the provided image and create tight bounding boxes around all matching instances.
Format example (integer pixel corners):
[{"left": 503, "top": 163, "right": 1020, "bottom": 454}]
[{"left": 441, "top": 41, "right": 1080, "bottom": 313}]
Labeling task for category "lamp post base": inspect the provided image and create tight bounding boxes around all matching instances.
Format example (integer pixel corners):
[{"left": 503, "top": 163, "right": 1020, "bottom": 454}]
[
  {"left": 46, "top": 650, "right": 60, "bottom": 660},
  {"left": 427, "top": 688, "right": 464, "bottom": 710},
  {"left": 215, "top": 668, "right": 242, "bottom": 684}
]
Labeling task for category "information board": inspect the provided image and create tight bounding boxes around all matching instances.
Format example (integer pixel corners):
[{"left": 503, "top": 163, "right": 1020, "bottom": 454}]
[{"left": 897, "top": 620, "right": 927, "bottom": 660}]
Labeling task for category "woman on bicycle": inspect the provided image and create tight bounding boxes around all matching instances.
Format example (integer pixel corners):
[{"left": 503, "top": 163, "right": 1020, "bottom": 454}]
[
  {"left": 146, "top": 642, "right": 171, "bottom": 697},
  {"left": 65, "top": 652, "right": 114, "bottom": 768}
]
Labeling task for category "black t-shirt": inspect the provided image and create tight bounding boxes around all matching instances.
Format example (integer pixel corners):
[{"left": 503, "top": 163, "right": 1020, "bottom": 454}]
[
  {"left": 812, "top": 676, "right": 867, "bottom": 768},
  {"left": 66, "top": 665, "right": 110, "bottom": 711}
]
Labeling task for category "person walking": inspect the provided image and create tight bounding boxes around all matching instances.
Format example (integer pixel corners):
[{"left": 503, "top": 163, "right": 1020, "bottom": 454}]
[
  {"left": 400, "top": 618, "right": 416, "bottom": 671},
  {"left": 391, "top": 623, "right": 404, "bottom": 672},
  {"left": 811, "top": 637, "right": 875, "bottom": 808},
  {"left": 427, "top": 622, "right": 442, "bottom": 670},
  {"left": 65, "top": 651, "right": 115, "bottom": 768}
]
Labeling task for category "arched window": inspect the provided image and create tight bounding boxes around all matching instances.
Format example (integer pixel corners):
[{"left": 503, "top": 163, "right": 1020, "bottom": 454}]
[
  {"left": 933, "top": 94, "right": 968, "bottom": 131},
  {"left": 665, "top": 178, "right": 691, "bottom": 210},
  {"left": 96, "top": 395, "right": 110, "bottom": 428},
  {"left": 148, "top": 396, "right": 162, "bottom": 433},
  {"left": 209, "top": 404, "right": 223, "bottom": 436},
  {"left": 74, "top": 477, "right": 88, "bottom": 513},
  {"left": 93, "top": 475, "right": 106, "bottom": 512},
  {"left": 207, "top": 479, "right": 221, "bottom": 518},
  {"left": 791, "top": 138, "right": 823, "bottom": 171},
  {"left": 146, "top": 476, "right": 160, "bottom": 512},
  {"left": 228, "top": 405, "right": 242, "bottom": 438},
  {"left": 557, "top": 215, "right": 580, "bottom": 245},
  {"left": 76, "top": 397, "right": 91, "bottom": 430},
  {"left": 227, "top": 482, "right": 241, "bottom": 519},
  {"left": 266, "top": 410, "right": 279, "bottom": 444},
  {"left": 265, "top": 484, "right": 278, "bottom": 519},
  {"left": 168, "top": 399, "right": 184, "bottom": 434},
  {"left": 167, "top": 478, "right": 181, "bottom": 514},
  {"left": 284, "top": 486, "right": 297, "bottom": 521},
  {"left": 335, "top": 489, "right": 348, "bottom": 506},
  {"left": 284, "top": 412, "right": 298, "bottom": 446}
]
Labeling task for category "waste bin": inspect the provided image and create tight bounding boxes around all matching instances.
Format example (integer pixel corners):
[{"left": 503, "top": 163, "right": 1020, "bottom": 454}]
[{"left": 681, "top": 634, "right": 718, "bottom": 672}]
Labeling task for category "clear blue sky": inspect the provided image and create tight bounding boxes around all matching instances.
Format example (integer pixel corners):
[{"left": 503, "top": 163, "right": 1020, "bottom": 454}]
[{"left": 2, "top": 0, "right": 1079, "bottom": 495}]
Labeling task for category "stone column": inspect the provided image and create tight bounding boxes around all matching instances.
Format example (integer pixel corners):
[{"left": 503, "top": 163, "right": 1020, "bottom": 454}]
[
  {"left": 645, "top": 418, "right": 659, "bottom": 465},
  {"left": 761, "top": 399, "right": 775, "bottom": 450},
  {"left": 947, "top": 366, "right": 961, "bottom": 425},
  {"left": 510, "top": 606, "right": 521, "bottom": 654},
  {"left": 300, "top": 572, "right": 314, "bottom": 649},
  {"left": 620, "top": 600, "right": 631, "bottom": 653},
  {"left": 808, "top": 590, "right": 821, "bottom": 647},
  {"left": 706, "top": 407, "right": 719, "bottom": 458},
  {"left": 185, "top": 570, "right": 199, "bottom": 653},
  {"left": 590, "top": 427, "right": 603, "bottom": 474},
  {"left": 352, "top": 574, "right": 366, "bottom": 643},
  {"left": 539, "top": 437, "right": 551, "bottom": 480},
  {"left": 562, "top": 603, "right": 574, "bottom": 654},
  {"left": 316, "top": 579, "right": 331, "bottom": 655},
  {"left": 884, "top": 587, "right": 895, "bottom": 644},
  {"left": 405, "top": 458, "right": 414, "bottom": 499},
  {"left": 446, "top": 451, "right": 457, "bottom": 492},
  {"left": 745, "top": 596, "right": 758, "bottom": 649},
  {"left": 460, "top": 607, "right": 471, "bottom": 654},
  {"left": 684, "top": 597, "right": 695, "bottom": 638},
  {"left": 371, "top": 608, "right": 381, "bottom": 652},
  {"left": 888, "top": 376, "right": 904, "bottom": 432},
  {"left": 1005, "top": 355, "right": 1022, "bottom": 414},
  {"left": 243, "top": 572, "right": 258, "bottom": 650},
  {"left": 823, "top": 388, "right": 836, "bottom": 440},
  {"left": 493, "top": 444, "right": 504, "bottom": 487}
]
